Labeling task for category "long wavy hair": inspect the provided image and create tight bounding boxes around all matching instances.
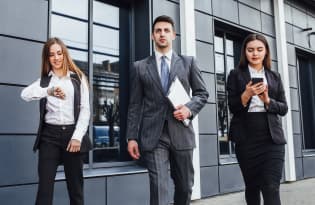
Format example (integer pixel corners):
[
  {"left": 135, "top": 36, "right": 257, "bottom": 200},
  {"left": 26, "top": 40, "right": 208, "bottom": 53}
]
[
  {"left": 41, "top": 37, "right": 84, "bottom": 80},
  {"left": 238, "top": 33, "right": 271, "bottom": 70}
]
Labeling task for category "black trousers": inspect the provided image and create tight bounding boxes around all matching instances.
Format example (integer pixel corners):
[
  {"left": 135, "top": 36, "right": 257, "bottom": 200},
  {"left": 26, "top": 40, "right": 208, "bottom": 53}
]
[
  {"left": 35, "top": 124, "right": 84, "bottom": 205},
  {"left": 142, "top": 123, "right": 194, "bottom": 205}
]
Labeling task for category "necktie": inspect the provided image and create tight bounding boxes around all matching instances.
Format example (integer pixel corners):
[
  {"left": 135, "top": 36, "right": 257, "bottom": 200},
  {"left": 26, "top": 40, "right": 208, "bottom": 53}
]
[{"left": 160, "top": 56, "right": 169, "bottom": 94}]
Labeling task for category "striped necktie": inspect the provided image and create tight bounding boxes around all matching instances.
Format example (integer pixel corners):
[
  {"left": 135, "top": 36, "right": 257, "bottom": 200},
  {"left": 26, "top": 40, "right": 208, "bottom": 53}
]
[{"left": 160, "top": 56, "right": 170, "bottom": 94}]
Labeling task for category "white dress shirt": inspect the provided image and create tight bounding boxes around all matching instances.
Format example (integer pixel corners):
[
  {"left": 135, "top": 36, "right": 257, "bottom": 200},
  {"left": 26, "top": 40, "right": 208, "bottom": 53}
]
[
  {"left": 248, "top": 65, "right": 268, "bottom": 112},
  {"left": 155, "top": 49, "right": 172, "bottom": 78},
  {"left": 21, "top": 71, "right": 90, "bottom": 142}
]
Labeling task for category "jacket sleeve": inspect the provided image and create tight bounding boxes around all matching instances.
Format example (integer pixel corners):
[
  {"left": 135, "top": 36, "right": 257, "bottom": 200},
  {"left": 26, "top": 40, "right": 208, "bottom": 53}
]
[
  {"left": 185, "top": 57, "right": 209, "bottom": 118},
  {"left": 126, "top": 61, "right": 143, "bottom": 141},
  {"left": 265, "top": 73, "right": 288, "bottom": 116},
  {"left": 227, "top": 69, "right": 249, "bottom": 115}
]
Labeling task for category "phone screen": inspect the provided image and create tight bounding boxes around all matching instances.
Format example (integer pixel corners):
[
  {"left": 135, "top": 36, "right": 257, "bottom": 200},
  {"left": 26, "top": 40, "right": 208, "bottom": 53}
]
[{"left": 251, "top": 77, "right": 263, "bottom": 85}]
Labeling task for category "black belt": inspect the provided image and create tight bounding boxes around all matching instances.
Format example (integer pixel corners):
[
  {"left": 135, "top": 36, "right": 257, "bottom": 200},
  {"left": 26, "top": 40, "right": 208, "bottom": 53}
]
[{"left": 43, "top": 123, "right": 75, "bottom": 130}]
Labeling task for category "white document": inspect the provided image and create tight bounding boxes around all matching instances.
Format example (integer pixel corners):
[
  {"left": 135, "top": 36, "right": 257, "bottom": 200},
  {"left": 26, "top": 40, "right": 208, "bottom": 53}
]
[{"left": 167, "top": 76, "right": 191, "bottom": 127}]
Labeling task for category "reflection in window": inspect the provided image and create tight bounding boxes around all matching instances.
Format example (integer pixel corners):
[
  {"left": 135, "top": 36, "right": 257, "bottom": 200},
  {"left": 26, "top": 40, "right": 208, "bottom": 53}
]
[
  {"left": 214, "top": 31, "right": 241, "bottom": 157},
  {"left": 92, "top": 0, "right": 120, "bottom": 162},
  {"left": 52, "top": 0, "right": 88, "bottom": 20}
]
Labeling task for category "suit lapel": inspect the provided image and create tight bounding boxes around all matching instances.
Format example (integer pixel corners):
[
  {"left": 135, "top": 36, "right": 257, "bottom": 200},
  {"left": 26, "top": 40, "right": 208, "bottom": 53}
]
[
  {"left": 169, "top": 52, "right": 181, "bottom": 86},
  {"left": 146, "top": 55, "right": 165, "bottom": 95},
  {"left": 240, "top": 66, "right": 251, "bottom": 84}
]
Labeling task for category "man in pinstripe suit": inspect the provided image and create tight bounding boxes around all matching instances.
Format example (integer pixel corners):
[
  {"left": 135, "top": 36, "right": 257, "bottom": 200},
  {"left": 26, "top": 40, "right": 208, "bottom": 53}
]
[{"left": 126, "top": 15, "right": 208, "bottom": 205}]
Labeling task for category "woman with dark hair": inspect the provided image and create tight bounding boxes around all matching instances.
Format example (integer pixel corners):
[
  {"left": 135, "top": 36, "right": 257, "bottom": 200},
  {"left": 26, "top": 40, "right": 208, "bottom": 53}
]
[
  {"left": 227, "top": 33, "right": 288, "bottom": 205},
  {"left": 21, "top": 37, "right": 91, "bottom": 205}
]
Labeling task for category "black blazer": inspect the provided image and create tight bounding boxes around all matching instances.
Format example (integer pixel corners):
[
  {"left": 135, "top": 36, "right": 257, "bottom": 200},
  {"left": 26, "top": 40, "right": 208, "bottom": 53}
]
[{"left": 227, "top": 66, "right": 288, "bottom": 144}]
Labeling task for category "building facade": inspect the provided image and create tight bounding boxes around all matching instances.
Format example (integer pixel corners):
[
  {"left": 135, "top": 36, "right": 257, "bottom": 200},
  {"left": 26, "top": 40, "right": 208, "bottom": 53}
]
[{"left": 1, "top": 0, "right": 315, "bottom": 204}]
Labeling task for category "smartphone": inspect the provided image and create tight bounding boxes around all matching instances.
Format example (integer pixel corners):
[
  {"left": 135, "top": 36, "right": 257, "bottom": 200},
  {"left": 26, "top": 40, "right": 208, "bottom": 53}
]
[{"left": 251, "top": 77, "right": 263, "bottom": 85}]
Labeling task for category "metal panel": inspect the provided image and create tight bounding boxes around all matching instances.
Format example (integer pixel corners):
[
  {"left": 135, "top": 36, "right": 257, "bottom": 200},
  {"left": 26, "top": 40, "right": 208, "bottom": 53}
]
[
  {"left": 212, "top": 0, "right": 238, "bottom": 24},
  {"left": 152, "top": 0, "right": 180, "bottom": 34},
  {"left": 0, "top": 85, "right": 39, "bottom": 134},
  {"left": 198, "top": 103, "right": 217, "bottom": 134},
  {"left": 293, "top": 26, "right": 309, "bottom": 49},
  {"left": 261, "top": 13, "right": 275, "bottom": 36},
  {"left": 107, "top": 173, "right": 150, "bottom": 205},
  {"left": 286, "top": 23, "right": 294, "bottom": 43},
  {"left": 0, "top": 0, "right": 48, "bottom": 41},
  {"left": 199, "top": 135, "right": 218, "bottom": 167},
  {"left": 292, "top": 111, "right": 301, "bottom": 134},
  {"left": 0, "top": 37, "right": 43, "bottom": 85},
  {"left": 200, "top": 166, "right": 219, "bottom": 197},
  {"left": 295, "top": 157, "right": 304, "bottom": 180},
  {"left": 284, "top": 3, "right": 293, "bottom": 23},
  {"left": 196, "top": 41, "right": 214, "bottom": 73},
  {"left": 290, "top": 88, "right": 299, "bottom": 111},
  {"left": 53, "top": 181, "right": 68, "bottom": 204},
  {"left": 260, "top": 0, "right": 273, "bottom": 15},
  {"left": 292, "top": 7, "right": 307, "bottom": 29},
  {"left": 289, "top": 65, "right": 297, "bottom": 88},
  {"left": 201, "top": 72, "right": 215, "bottom": 103},
  {"left": 195, "top": 0, "right": 212, "bottom": 15},
  {"left": 0, "top": 184, "right": 37, "bottom": 205},
  {"left": 195, "top": 11, "right": 213, "bottom": 43},
  {"left": 303, "top": 156, "right": 315, "bottom": 178},
  {"left": 239, "top": 4, "right": 261, "bottom": 31},
  {"left": 85, "top": 178, "right": 106, "bottom": 205},
  {"left": 265, "top": 36, "right": 277, "bottom": 61},
  {"left": 239, "top": 0, "right": 261, "bottom": 10},
  {"left": 294, "top": 134, "right": 302, "bottom": 158},
  {"left": 286, "top": 43, "right": 296, "bottom": 66},
  {"left": 219, "top": 164, "right": 245, "bottom": 193},
  {"left": 0, "top": 135, "right": 38, "bottom": 186}
]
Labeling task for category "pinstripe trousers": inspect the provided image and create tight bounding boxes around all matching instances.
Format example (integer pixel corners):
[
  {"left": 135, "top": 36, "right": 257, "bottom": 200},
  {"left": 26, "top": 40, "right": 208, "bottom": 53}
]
[{"left": 142, "top": 123, "right": 194, "bottom": 205}]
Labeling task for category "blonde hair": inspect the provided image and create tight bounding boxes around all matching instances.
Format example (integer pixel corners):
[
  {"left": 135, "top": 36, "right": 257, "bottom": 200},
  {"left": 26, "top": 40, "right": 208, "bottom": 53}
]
[{"left": 41, "top": 37, "right": 85, "bottom": 80}]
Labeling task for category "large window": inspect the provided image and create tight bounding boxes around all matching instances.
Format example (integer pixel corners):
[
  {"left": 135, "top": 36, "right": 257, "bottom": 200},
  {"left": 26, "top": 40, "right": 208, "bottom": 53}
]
[
  {"left": 51, "top": 0, "right": 131, "bottom": 164},
  {"left": 214, "top": 25, "right": 247, "bottom": 158},
  {"left": 297, "top": 53, "right": 315, "bottom": 150}
]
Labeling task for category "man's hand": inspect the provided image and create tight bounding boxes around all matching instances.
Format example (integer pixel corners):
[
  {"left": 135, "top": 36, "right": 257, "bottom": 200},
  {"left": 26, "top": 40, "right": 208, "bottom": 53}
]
[
  {"left": 173, "top": 104, "right": 191, "bottom": 121},
  {"left": 128, "top": 140, "right": 140, "bottom": 160},
  {"left": 67, "top": 139, "right": 81, "bottom": 152}
]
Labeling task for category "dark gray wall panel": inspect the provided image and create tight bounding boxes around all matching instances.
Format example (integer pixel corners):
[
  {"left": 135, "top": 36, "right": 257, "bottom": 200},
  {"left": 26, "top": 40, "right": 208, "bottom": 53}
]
[
  {"left": 200, "top": 135, "right": 218, "bottom": 167},
  {"left": 260, "top": 0, "right": 273, "bottom": 15},
  {"left": 293, "top": 26, "right": 309, "bottom": 48},
  {"left": 303, "top": 157, "right": 315, "bottom": 178},
  {"left": 173, "top": 36, "right": 181, "bottom": 54},
  {"left": 307, "top": 15, "right": 315, "bottom": 50},
  {"left": 54, "top": 181, "right": 68, "bottom": 204},
  {"left": 201, "top": 72, "right": 215, "bottom": 103},
  {"left": 219, "top": 164, "right": 244, "bottom": 193},
  {"left": 200, "top": 166, "right": 219, "bottom": 197},
  {"left": 0, "top": 135, "right": 38, "bottom": 186},
  {"left": 287, "top": 43, "right": 296, "bottom": 66},
  {"left": 107, "top": 173, "right": 150, "bottom": 205},
  {"left": 198, "top": 103, "right": 217, "bottom": 134},
  {"left": 0, "top": 86, "right": 39, "bottom": 134},
  {"left": 292, "top": 7, "right": 307, "bottom": 28},
  {"left": 286, "top": 23, "right": 294, "bottom": 44},
  {"left": 152, "top": 0, "right": 180, "bottom": 34},
  {"left": 239, "top": 0, "right": 261, "bottom": 10},
  {"left": 292, "top": 111, "right": 301, "bottom": 134},
  {"left": 289, "top": 65, "right": 297, "bottom": 88},
  {"left": 295, "top": 157, "right": 304, "bottom": 180},
  {"left": 266, "top": 36, "right": 277, "bottom": 61},
  {"left": 0, "top": 37, "right": 43, "bottom": 85},
  {"left": 85, "top": 178, "right": 106, "bottom": 205},
  {"left": 195, "top": 0, "right": 212, "bottom": 15},
  {"left": 294, "top": 134, "right": 302, "bottom": 158},
  {"left": 0, "top": 184, "right": 37, "bottom": 205},
  {"left": 239, "top": 4, "right": 261, "bottom": 31},
  {"left": 212, "top": 0, "right": 238, "bottom": 24},
  {"left": 290, "top": 88, "right": 299, "bottom": 111},
  {"left": 271, "top": 61, "right": 278, "bottom": 72},
  {"left": 195, "top": 12, "right": 213, "bottom": 43},
  {"left": 261, "top": 13, "right": 275, "bottom": 36},
  {"left": 284, "top": 4, "right": 293, "bottom": 23},
  {"left": 0, "top": 0, "right": 47, "bottom": 41},
  {"left": 196, "top": 41, "right": 214, "bottom": 73}
]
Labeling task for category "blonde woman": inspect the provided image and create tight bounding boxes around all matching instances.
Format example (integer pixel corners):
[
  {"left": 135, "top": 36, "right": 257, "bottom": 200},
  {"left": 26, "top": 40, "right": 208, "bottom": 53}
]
[{"left": 21, "top": 37, "right": 91, "bottom": 205}]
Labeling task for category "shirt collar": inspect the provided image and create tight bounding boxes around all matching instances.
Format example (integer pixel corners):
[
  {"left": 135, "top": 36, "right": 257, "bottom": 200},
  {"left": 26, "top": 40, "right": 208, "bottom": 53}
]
[
  {"left": 155, "top": 49, "right": 173, "bottom": 61},
  {"left": 248, "top": 65, "right": 265, "bottom": 74},
  {"left": 48, "top": 70, "right": 73, "bottom": 78}
]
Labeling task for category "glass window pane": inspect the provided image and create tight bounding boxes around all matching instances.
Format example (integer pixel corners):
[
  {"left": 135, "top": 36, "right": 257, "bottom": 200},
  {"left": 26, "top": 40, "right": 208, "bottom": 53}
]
[
  {"left": 51, "top": 14, "right": 88, "bottom": 49},
  {"left": 226, "top": 56, "right": 234, "bottom": 75},
  {"left": 93, "top": 25, "right": 119, "bottom": 55},
  {"left": 215, "top": 53, "right": 225, "bottom": 74},
  {"left": 93, "top": 1, "right": 119, "bottom": 28},
  {"left": 226, "top": 39, "right": 234, "bottom": 56},
  {"left": 214, "top": 36, "right": 224, "bottom": 53},
  {"left": 52, "top": 0, "right": 88, "bottom": 20},
  {"left": 69, "top": 49, "right": 88, "bottom": 75},
  {"left": 217, "top": 95, "right": 229, "bottom": 155}
]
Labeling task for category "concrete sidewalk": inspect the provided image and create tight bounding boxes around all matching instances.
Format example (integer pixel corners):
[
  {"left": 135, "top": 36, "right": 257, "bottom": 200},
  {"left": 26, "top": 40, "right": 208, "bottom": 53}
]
[{"left": 192, "top": 178, "right": 315, "bottom": 205}]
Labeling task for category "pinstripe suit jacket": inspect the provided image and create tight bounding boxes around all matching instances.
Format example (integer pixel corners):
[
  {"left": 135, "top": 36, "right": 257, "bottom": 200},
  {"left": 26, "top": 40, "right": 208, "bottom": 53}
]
[{"left": 126, "top": 52, "right": 209, "bottom": 151}]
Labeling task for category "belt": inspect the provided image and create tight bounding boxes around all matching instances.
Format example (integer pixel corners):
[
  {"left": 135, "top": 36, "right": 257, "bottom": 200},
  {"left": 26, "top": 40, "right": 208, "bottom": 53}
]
[{"left": 43, "top": 123, "right": 75, "bottom": 130}]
